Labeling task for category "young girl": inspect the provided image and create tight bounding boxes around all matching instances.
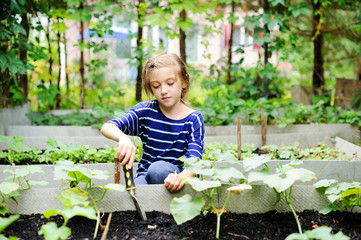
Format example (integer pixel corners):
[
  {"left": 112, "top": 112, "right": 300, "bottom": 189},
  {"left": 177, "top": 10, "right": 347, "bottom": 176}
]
[{"left": 101, "top": 52, "right": 204, "bottom": 192}]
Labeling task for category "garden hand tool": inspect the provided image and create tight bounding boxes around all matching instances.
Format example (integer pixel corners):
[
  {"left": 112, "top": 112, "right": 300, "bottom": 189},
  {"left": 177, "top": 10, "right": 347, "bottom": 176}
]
[{"left": 123, "top": 164, "right": 147, "bottom": 220}]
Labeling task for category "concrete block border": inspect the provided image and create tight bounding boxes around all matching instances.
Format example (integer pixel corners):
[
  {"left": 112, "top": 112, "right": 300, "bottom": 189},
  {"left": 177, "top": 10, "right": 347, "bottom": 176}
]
[
  {"left": 2, "top": 160, "right": 361, "bottom": 215},
  {"left": 5, "top": 184, "right": 332, "bottom": 215}
]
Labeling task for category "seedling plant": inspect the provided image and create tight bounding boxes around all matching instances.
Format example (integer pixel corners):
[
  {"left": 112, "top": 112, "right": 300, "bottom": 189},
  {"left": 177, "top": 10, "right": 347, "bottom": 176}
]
[
  {"left": 0, "top": 165, "right": 48, "bottom": 215},
  {"left": 0, "top": 214, "right": 19, "bottom": 240},
  {"left": 0, "top": 165, "right": 48, "bottom": 240},
  {"left": 170, "top": 153, "right": 251, "bottom": 239},
  {"left": 285, "top": 226, "right": 349, "bottom": 240},
  {"left": 244, "top": 156, "right": 316, "bottom": 234},
  {"left": 314, "top": 179, "right": 361, "bottom": 214},
  {"left": 0, "top": 136, "right": 142, "bottom": 165},
  {"left": 39, "top": 160, "right": 125, "bottom": 239}
]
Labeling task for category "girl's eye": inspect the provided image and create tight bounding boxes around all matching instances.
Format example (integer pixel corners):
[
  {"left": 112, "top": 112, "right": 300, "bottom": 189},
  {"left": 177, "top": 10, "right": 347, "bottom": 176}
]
[
  {"left": 152, "top": 85, "right": 160, "bottom": 89},
  {"left": 168, "top": 82, "right": 174, "bottom": 86}
]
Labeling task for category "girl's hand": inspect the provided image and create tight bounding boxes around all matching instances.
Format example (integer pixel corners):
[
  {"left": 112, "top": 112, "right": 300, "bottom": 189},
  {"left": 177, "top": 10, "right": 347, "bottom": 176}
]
[
  {"left": 117, "top": 138, "right": 136, "bottom": 169},
  {"left": 164, "top": 169, "right": 194, "bottom": 192},
  {"left": 164, "top": 172, "right": 184, "bottom": 192}
]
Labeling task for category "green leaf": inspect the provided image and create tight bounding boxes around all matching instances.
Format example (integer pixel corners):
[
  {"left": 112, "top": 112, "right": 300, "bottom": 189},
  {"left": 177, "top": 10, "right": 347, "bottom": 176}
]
[
  {"left": 62, "top": 206, "right": 97, "bottom": 220},
  {"left": 184, "top": 177, "right": 221, "bottom": 192},
  {"left": 0, "top": 136, "right": 9, "bottom": 143},
  {"left": 270, "top": 0, "right": 285, "bottom": 6},
  {"left": 45, "top": 206, "right": 97, "bottom": 221},
  {"left": 305, "top": 226, "right": 348, "bottom": 240},
  {"left": 0, "top": 206, "right": 8, "bottom": 216},
  {"left": 102, "top": 183, "right": 126, "bottom": 192},
  {"left": 319, "top": 204, "right": 337, "bottom": 215},
  {"left": 314, "top": 179, "right": 337, "bottom": 189},
  {"left": 28, "top": 180, "right": 49, "bottom": 187},
  {"left": 0, "top": 215, "right": 19, "bottom": 233},
  {"left": 43, "top": 209, "right": 60, "bottom": 219},
  {"left": 0, "top": 182, "right": 19, "bottom": 195},
  {"left": 213, "top": 167, "right": 245, "bottom": 182},
  {"left": 248, "top": 169, "right": 272, "bottom": 183},
  {"left": 38, "top": 222, "right": 71, "bottom": 240},
  {"left": 57, "top": 188, "right": 90, "bottom": 207},
  {"left": 326, "top": 194, "right": 342, "bottom": 203},
  {"left": 341, "top": 188, "right": 361, "bottom": 198},
  {"left": 214, "top": 151, "right": 239, "bottom": 163},
  {"left": 243, "top": 156, "right": 271, "bottom": 171},
  {"left": 170, "top": 194, "right": 205, "bottom": 225},
  {"left": 46, "top": 137, "right": 60, "bottom": 148},
  {"left": 265, "top": 168, "right": 315, "bottom": 192}
]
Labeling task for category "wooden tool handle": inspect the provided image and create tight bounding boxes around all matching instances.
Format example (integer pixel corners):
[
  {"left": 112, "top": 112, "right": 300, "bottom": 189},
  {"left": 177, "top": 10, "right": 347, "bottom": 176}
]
[{"left": 123, "top": 164, "right": 136, "bottom": 190}]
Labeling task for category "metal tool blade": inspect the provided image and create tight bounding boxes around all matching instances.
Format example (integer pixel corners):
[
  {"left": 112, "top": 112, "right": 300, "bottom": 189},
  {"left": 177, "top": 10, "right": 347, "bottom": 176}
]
[{"left": 129, "top": 189, "right": 147, "bottom": 221}]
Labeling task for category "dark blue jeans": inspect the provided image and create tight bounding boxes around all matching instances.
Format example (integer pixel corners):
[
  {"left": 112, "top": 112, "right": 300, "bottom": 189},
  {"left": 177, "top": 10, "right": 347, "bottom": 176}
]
[{"left": 134, "top": 160, "right": 182, "bottom": 185}]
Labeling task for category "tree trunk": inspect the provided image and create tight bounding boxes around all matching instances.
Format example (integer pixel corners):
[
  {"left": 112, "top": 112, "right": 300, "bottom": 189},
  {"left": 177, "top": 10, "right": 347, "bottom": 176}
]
[
  {"left": 135, "top": 0, "right": 144, "bottom": 102},
  {"left": 263, "top": 0, "right": 270, "bottom": 99},
  {"left": 55, "top": 20, "right": 61, "bottom": 109},
  {"left": 226, "top": 2, "right": 235, "bottom": 85},
  {"left": 19, "top": 12, "right": 30, "bottom": 103},
  {"left": 64, "top": 31, "right": 69, "bottom": 94},
  {"left": 47, "top": 15, "right": 53, "bottom": 85},
  {"left": 180, "top": 9, "right": 187, "bottom": 64},
  {"left": 357, "top": 59, "right": 361, "bottom": 81},
  {"left": 80, "top": 3, "right": 85, "bottom": 109},
  {"left": 312, "top": 0, "right": 324, "bottom": 92}
]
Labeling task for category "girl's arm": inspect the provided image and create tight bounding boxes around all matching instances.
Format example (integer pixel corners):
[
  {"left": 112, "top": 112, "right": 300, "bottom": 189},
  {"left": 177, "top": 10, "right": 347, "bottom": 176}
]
[{"left": 101, "top": 123, "right": 136, "bottom": 169}]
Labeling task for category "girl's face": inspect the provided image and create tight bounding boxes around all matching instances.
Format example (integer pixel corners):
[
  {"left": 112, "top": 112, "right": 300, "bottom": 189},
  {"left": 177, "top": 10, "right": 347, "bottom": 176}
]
[{"left": 149, "top": 67, "right": 185, "bottom": 111}]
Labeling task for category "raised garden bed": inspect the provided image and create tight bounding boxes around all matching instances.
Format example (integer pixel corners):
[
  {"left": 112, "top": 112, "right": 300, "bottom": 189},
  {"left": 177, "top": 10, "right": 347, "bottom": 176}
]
[{"left": 1, "top": 138, "right": 361, "bottom": 239}]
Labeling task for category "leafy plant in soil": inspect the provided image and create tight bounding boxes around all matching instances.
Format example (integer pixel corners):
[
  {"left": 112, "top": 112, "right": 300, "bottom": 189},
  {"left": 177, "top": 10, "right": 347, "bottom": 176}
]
[
  {"left": 1, "top": 165, "right": 48, "bottom": 215},
  {"left": 0, "top": 165, "right": 48, "bottom": 239},
  {"left": 39, "top": 160, "right": 125, "bottom": 239},
  {"left": 244, "top": 156, "right": 316, "bottom": 235},
  {"left": 314, "top": 179, "right": 361, "bottom": 214},
  {"left": 0, "top": 214, "right": 19, "bottom": 240},
  {"left": 286, "top": 226, "right": 350, "bottom": 240},
  {"left": 0, "top": 136, "right": 351, "bottom": 166},
  {"left": 170, "top": 155, "right": 251, "bottom": 239},
  {"left": 0, "top": 136, "right": 143, "bottom": 165}
]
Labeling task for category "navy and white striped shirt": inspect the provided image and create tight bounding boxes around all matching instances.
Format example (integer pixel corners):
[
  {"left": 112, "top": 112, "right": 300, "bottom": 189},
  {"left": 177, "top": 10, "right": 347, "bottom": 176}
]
[{"left": 107, "top": 100, "right": 204, "bottom": 176}]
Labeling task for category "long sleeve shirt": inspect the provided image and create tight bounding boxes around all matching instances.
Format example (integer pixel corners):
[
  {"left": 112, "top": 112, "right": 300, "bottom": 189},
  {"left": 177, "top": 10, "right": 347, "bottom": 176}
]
[{"left": 107, "top": 100, "right": 204, "bottom": 176}]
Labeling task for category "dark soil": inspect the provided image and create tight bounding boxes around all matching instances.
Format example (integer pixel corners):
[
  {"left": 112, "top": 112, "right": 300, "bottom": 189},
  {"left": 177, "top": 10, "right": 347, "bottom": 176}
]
[{"left": 3, "top": 210, "right": 361, "bottom": 240}]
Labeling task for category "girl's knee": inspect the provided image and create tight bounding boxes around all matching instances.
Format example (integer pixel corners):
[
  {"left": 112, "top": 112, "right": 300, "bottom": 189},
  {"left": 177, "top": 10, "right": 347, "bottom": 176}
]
[{"left": 146, "top": 161, "right": 178, "bottom": 184}]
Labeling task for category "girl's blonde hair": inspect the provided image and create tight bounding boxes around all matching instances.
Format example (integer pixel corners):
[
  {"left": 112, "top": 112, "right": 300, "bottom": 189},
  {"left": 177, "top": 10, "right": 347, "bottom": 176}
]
[{"left": 142, "top": 52, "right": 190, "bottom": 102}]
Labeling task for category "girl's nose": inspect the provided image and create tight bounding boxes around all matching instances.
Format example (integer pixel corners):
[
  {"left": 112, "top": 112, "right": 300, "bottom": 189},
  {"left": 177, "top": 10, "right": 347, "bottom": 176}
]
[{"left": 160, "top": 85, "right": 168, "bottom": 94}]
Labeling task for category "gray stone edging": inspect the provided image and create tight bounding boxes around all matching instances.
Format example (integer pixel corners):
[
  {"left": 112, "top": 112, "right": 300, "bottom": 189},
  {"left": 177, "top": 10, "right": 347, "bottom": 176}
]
[
  {"left": 2, "top": 160, "right": 361, "bottom": 215},
  {"left": 0, "top": 104, "right": 31, "bottom": 135},
  {"left": 2, "top": 160, "right": 361, "bottom": 189},
  {"left": 4, "top": 184, "right": 334, "bottom": 215}
]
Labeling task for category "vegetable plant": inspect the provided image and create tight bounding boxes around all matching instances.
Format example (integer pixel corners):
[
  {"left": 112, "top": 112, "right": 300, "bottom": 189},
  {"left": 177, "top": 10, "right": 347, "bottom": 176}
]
[
  {"left": 0, "top": 136, "right": 40, "bottom": 165},
  {"left": 314, "top": 179, "right": 361, "bottom": 214},
  {"left": 39, "top": 160, "right": 125, "bottom": 239},
  {"left": 170, "top": 155, "right": 251, "bottom": 239},
  {"left": 0, "top": 214, "right": 20, "bottom": 240},
  {"left": 244, "top": 156, "right": 316, "bottom": 234},
  {"left": 0, "top": 136, "right": 143, "bottom": 165},
  {"left": 1, "top": 165, "right": 48, "bottom": 215},
  {"left": 285, "top": 226, "right": 349, "bottom": 240}
]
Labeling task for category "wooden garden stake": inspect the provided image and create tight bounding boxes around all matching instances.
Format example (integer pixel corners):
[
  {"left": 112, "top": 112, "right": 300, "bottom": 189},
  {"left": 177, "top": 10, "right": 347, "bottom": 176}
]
[
  {"left": 114, "top": 157, "right": 120, "bottom": 184},
  {"left": 237, "top": 116, "right": 242, "bottom": 160},
  {"left": 100, "top": 158, "right": 121, "bottom": 240},
  {"left": 261, "top": 115, "right": 267, "bottom": 146}
]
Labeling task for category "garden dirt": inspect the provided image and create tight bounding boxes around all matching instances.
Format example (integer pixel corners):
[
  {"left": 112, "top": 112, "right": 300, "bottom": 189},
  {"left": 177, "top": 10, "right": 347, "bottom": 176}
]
[{"left": 3, "top": 209, "right": 361, "bottom": 240}]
